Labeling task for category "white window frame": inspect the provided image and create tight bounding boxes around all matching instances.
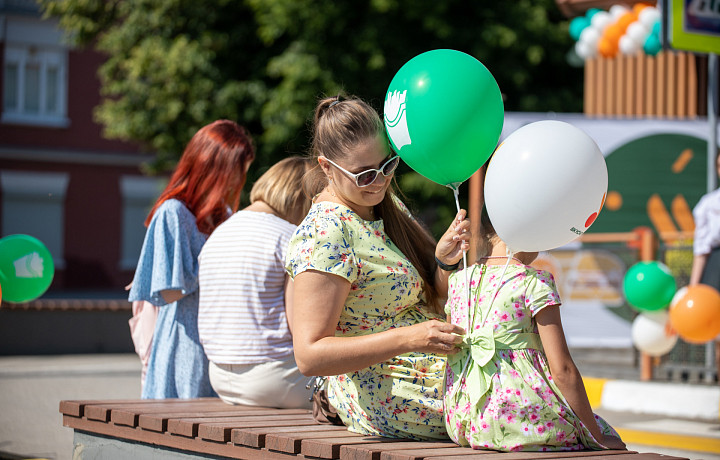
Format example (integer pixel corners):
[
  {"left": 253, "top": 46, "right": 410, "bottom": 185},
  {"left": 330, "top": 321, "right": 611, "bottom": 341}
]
[
  {"left": 3, "top": 45, "right": 69, "bottom": 127},
  {"left": 119, "top": 176, "right": 166, "bottom": 271},
  {"left": 2, "top": 15, "right": 70, "bottom": 128},
  {"left": 1, "top": 170, "right": 69, "bottom": 269}
]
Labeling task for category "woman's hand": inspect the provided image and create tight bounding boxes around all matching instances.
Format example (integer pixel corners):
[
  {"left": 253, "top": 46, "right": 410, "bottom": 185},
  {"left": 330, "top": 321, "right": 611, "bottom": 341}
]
[
  {"left": 404, "top": 320, "right": 465, "bottom": 355},
  {"left": 435, "top": 209, "right": 471, "bottom": 268}
]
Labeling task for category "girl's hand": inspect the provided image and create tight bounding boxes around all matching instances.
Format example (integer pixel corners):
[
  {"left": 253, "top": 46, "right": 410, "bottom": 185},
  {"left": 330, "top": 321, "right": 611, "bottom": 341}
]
[
  {"left": 435, "top": 209, "right": 471, "bottom": 268},
  {"left": 600, "top": 434, "right": 626, "bottom": 450},
  {"left": 405, "top": 320, "right": 465, "bottom": 354}
]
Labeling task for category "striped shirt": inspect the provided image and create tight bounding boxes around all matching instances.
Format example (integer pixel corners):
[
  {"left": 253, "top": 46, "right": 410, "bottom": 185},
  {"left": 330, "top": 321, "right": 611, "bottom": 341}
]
[
  {"left": 694, "top": 188, "right": 720, "bottom": 256},
  {"left": 198, "top": 210, "right": 296, "bottom": 364}
]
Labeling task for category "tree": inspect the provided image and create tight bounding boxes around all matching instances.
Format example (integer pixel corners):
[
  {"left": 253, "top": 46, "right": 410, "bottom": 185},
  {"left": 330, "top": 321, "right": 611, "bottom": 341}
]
[{"left": 43, "top": 0, "right": 581, "bottom": 235}]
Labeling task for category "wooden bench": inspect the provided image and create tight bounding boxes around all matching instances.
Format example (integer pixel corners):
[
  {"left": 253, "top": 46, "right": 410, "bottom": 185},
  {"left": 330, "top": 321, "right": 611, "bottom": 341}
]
[{"left": 60, "top": 398, "right": 688, "bottom": 459}]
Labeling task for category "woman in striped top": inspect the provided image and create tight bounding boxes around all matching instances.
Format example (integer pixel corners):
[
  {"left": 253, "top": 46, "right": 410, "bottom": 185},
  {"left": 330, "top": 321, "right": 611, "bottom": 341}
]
[{"left": 198, "top": 156, "right": 313, "bottom": 408}]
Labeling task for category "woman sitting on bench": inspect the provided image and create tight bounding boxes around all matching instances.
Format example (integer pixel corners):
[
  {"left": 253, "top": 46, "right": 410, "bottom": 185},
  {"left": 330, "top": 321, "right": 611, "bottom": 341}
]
[{"left": 286, "top": 95, "right": 469, "bottom": 440}]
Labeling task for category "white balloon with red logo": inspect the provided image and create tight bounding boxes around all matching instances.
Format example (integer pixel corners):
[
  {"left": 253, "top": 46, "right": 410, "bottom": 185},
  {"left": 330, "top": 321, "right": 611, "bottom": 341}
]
[{"left": 484, "top": 120, "right": 608, "bottom": 253}]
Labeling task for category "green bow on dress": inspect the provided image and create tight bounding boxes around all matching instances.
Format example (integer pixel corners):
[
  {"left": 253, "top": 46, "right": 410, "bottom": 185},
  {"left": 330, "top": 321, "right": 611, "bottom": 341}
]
[{"left": 448, "top": 327, "right": 543, "bottom": 406}]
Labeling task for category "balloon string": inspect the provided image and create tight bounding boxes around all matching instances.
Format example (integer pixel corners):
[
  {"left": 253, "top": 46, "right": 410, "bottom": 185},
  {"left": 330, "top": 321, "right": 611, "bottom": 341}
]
[{"left": 452, "top": 186, "right": 470, "bottom": 333}]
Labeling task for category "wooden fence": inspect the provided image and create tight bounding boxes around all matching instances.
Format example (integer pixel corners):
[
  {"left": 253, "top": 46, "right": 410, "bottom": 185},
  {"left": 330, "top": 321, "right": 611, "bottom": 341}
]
[{"left": 583, "top": 51, "right": 709, "bottom": 118}]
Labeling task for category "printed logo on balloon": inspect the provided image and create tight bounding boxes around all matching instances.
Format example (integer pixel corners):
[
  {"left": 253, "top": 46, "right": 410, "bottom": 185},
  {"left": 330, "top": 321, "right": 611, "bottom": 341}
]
[
  {"left": 0, "top": 234, "right": 55, "bottom": 304},
  {"left": 384, "top": 90, "right": 411, "bottom": 150}
]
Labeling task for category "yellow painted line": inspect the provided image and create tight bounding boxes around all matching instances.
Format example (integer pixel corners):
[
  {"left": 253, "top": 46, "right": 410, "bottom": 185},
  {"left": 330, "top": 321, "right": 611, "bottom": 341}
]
[
  {"left": 616, "top": 427, "right": 720, "bottom": 454},
  {"left": 582, "top": 377, "right": 607, "bottom": 410}
]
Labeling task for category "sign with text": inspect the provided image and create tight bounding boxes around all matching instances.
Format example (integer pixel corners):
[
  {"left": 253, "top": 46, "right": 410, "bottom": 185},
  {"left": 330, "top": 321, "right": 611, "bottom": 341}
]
[{"left": 671, "top": 0, "right": 720, "bottom": 54}]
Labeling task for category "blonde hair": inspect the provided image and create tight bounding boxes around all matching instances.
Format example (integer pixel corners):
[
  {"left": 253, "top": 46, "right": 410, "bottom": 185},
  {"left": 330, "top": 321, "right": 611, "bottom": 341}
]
[
  {"left": 305, "top": 94, "right": 443, "bottom": 313},
  {"left": 250, "top": 156, "right": 312, "bottom": 225}
]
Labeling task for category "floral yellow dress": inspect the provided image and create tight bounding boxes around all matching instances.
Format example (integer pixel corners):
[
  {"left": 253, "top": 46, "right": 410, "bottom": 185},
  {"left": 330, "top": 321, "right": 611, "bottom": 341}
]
[
  {"left": 286, "top": 201, "right": 448, "bottom": 440},
  {"left": 444, "top": 263, "right": 619, "bottom": 451}
]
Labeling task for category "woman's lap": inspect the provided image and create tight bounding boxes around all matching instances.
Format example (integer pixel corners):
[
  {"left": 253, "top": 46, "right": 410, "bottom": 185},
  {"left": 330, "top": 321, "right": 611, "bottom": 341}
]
[{"left": 209, "top": 354, "right": 311, "bottom": 409}]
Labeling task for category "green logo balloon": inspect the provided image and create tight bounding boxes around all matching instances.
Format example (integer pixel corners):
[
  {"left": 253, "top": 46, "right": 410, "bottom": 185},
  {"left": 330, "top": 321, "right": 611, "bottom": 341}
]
[
  {"left": 623, "top": 261, "right": 677, "bottom": 312},
  {"left": 384, "top": 49, "right": 504, "bottom": 189},
  {"left": 0, "top": 234, "right": 55, "bottom": 303}
]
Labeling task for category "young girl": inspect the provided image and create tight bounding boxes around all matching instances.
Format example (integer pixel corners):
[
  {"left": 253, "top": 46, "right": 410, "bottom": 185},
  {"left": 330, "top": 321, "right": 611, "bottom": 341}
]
[{"left": 443, "top": 207, "right": 625, "bottom": 452}]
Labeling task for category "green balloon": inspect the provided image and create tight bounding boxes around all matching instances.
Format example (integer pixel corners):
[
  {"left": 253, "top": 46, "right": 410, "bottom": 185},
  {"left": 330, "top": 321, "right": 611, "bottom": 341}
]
[
  {"left": 623, "top": 261, "right": 677, "bottom": 312},
  {"left": 0, "top": 234, "right": 55, "bottom": 303},
  {"left": 384, "top": 49, "right": 504, "bottom": 189}
]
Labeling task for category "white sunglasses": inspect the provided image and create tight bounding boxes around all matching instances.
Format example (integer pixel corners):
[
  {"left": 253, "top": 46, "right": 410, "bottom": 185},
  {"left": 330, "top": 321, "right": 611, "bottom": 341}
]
[{"left": 322, "top": 155, "right": 400, "bottom": 187}]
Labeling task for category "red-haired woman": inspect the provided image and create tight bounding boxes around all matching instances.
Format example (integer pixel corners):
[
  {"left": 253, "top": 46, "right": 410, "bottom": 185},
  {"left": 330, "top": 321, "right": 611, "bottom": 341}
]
[{"left": 128, "top": 120, "right": 255, "bottom": 399}]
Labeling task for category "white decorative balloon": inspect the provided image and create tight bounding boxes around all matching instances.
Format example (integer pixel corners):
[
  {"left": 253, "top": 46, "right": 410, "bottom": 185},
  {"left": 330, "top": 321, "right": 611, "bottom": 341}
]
[
  {"left": 609, "top": 4, "right": 629, "bottom": 19},
  {"left": 639, "top": 7, "right": 661, "bottom": 28},
  {"left": 579, "top": 26, "right": 601, "bottom": 48},
  {"left": 590, "top": 11, "right": 612, "bottom": 31},
  {"left": 575, "top": 40, "right": 595, "bottom": 59},
  {"left": 619, "top": 35, "right": 641, "bottom": 55},
  {"left": 632, "top": 311, "right": 678, "bottom": 357},
  {"left": 484, "top": 120, "right": 608, "bottom": 253},
  {"left": 626, "top": 21, "right": 649, "bottom": 43}
]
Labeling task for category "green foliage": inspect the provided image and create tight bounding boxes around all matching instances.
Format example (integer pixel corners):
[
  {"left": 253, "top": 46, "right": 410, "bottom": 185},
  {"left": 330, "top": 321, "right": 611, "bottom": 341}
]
[{"left": 41, "top": 0, "right": 581, "bottom": 237}]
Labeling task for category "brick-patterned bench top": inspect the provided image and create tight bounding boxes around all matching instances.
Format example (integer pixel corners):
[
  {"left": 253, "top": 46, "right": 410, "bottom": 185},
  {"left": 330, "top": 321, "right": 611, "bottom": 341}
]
[{"left": 60, "top": 398, "right": 688, "bottom": 460}]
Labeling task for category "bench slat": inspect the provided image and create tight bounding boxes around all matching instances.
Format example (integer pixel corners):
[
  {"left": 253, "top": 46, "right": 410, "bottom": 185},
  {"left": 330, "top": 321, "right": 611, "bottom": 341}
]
[
  {"left": 198, "top": 412, "right": 314, "bottom": 442},
  {"left": 233, "top": 424, "right": 350, "bottom": 448},
  {"left": 85, "top": 399, "right": 225, "bottom": 422},
  {"left": 137, "top": 407, "right": 272, "bottom": 431},
  {"left": 340, "top": 441, "right": 456, "bottom": 460},
  {"left": 382, "top": 447, "right": 495, "bottom": 459},
  {"left": 426, "top": 450, "right": 639, "bottom": 460},
  {"left": 266, "top": 429, "right": 364, "bottom": 453},
  {"left": 59, "top": 398, "right": 173, "bottom": 418},
  {"left": 114, "top": 404, "right": 270, "bottom": 427},
  {"left": 168, "top": 414, "right": 313, "bottom": 438},
  {"left": 302, "top": 436, "right": 404, "bottom": 459}
]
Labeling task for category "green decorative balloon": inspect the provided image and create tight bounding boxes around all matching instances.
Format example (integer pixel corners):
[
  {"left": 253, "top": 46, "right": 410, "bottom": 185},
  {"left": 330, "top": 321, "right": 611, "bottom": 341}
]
[
  {"left": 384, "top": 49, "right": 504, "bottom": 189},
  {"left": 0, "top": 234, "right": 55, "bottom": 303},
  {"left": 623, "top": 261, "right": 677, "bottom": 312}
]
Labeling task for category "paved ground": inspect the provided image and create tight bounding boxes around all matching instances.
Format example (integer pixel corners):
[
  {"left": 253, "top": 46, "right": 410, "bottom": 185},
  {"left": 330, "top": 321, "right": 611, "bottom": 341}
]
[{"left": 0, "top": 354, "right": 718, "bottom": 460}]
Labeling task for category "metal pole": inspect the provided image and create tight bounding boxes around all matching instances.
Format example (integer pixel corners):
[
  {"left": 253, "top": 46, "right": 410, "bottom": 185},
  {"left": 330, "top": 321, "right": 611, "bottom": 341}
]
[
  {"left": 706, "top": 52, "right": 718, "bottom": 383},
  {"left": 708, "top": 53, "right": 718, "bottom": 194}
]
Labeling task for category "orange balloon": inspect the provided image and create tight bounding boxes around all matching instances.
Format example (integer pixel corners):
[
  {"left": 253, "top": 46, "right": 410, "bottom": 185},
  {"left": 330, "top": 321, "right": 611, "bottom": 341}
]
[
  {"left": 669, "top": 284, "right": 720, "bottom": 344},
  {"left": 604, "top": 23, "right": 623, "bottom": 42},
  {"left": 617, "top": 12, "right": 637, "bottom": 31},
  {"left": 598, "top": 37, "right": 619, "bottom": 58},
  {"left": 633, "top": 3, "right": 651, "bottom": 15}
]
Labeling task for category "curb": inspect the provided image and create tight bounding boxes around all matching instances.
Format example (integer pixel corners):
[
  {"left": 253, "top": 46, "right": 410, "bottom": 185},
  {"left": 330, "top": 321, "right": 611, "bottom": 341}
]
[
  {"left": 583, "top": 377, "right": 720, "bottom": 420},
  {"left": 583, "top": 377, "right": 720, "bottom": 455}
]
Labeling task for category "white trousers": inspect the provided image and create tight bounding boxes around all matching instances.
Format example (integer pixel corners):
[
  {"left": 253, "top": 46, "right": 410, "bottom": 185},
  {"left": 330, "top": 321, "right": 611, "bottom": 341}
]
[{"left": 209, "top": 354, "right": 312, "bottom": 409}]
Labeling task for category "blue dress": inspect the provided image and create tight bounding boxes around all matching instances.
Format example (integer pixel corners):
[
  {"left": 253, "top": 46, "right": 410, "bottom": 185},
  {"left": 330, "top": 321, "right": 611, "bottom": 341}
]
[{"left": 129, "top": 199, "right": 216, "bottom": 399}]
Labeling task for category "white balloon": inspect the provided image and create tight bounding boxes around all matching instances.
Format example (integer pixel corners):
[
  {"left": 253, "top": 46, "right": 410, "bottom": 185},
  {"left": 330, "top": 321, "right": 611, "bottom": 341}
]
[
  {"left": 591, "top": 11, "right": 612, "bottom": 31},
  {"left": 632, "top": 311, "right": 678, "bottom": 357},
  {"left": 639, "top": 7, "right": 661, "bottom": 28},
  {"left": 579, "top": 26, "right": 601, "bottom": 47},
  {"left": 609, "top": 4, "right": 629, "bottom": 19},
  {"left": 484, "top": 121, "right": 608, "bottom": 253},
  {"left": 619, "top": 35, "right": 641, "bottom": 55},
  {"left": 575, "top": 40, "right": 595, "bottom": 59},
  {"left": 626, "top": 21, "right": 649, "bottom": 43}
]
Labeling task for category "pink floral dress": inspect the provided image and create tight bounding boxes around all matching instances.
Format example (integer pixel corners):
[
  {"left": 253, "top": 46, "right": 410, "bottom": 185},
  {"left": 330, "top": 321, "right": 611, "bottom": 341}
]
[
  {"left": 444, "top": 263, "right": 619, "bottom": 451},
  {"left": 286, "top": 201, "right": 448, "bottom": 440}
]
